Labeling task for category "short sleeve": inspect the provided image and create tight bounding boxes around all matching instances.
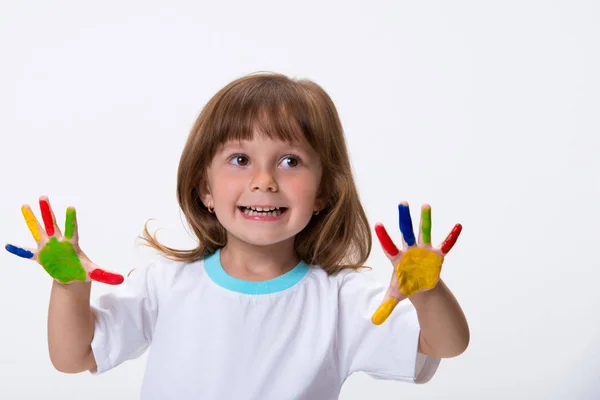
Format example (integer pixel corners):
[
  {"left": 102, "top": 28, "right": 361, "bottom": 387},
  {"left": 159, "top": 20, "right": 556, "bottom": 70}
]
[
  {"left": 89, "top": 262, "right": 159, "bottom": 374},
  {"left": 337, "top": 271, "right": 440, "bottom": 383}
]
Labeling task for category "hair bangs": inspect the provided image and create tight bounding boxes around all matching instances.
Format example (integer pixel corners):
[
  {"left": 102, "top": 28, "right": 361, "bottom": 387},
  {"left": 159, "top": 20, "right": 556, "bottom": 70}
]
[{"left": 208, "top": 78, "right": 313, "bottom": 151}]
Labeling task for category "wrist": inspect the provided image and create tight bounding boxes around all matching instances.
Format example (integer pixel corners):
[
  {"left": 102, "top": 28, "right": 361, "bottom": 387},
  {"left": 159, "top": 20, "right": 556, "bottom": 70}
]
[
  {"left": 408, "top": 279, "right": 443, "bottom": 308},
  {"left": 52, "top": 279, "right": 91, "bottom": 294}
]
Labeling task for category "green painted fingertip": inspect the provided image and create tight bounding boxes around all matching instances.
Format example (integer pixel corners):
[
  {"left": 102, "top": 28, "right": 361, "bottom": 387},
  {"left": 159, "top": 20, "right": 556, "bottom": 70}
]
[
  {"left": 64, "top": 208, "right": 76, "bottom": 240},
  {"left": 421, "top": 207, "right": 431, "bottom": 244}
]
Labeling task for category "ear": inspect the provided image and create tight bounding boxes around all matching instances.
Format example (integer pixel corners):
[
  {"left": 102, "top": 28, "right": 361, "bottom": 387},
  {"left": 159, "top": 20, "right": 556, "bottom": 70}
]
[
  {"left": 313, "top": 198, "right": 324, "bottom": 213},
  {"left": 202, "top": 193, "right": 213, "bottom": 209},
  {"left": 314, "top": 180, "right": 330, "bottom": 213},
  {"left": 197, "top": 181, "right": 213, "bottom": 209}
]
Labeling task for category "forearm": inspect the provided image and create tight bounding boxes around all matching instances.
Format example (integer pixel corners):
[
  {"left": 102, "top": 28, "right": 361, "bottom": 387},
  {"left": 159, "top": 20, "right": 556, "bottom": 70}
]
[
  {"left": 47, "top": 280, "right": 96, "bottom": 373},
  {"left": 409, "top": 279, "right": 469, "bottom": 358}
]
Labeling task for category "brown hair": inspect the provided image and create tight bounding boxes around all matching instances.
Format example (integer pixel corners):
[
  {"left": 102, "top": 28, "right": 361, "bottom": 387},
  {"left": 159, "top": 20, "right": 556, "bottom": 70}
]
[{"left": 139, "top": 72, "right": 371, "bottom": 274}]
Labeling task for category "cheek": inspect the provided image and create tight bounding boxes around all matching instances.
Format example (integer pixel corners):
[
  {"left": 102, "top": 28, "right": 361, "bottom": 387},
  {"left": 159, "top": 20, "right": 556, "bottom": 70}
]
[
  {"left": 286, "top": 176, "right": 320, "bottom": 204},
  {"left": 212, "top": 171, "right": 244, "bottom": 198}
]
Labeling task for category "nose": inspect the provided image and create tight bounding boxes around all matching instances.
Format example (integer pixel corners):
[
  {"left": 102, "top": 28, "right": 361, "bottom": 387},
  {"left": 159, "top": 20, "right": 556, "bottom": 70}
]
[{"left": 250, "top": 167, "right": 278, "bottom": 192}]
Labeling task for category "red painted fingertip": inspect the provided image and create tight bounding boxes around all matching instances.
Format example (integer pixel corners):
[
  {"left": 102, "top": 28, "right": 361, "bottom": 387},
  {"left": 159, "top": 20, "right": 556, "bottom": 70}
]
[
  {"left": 39, "top": 199, "right": 55, "bottom": 236},
  {"left": 375, "top": 224, "right": 400, "bottom": 256},
  {"left": 89, "top": 269, "right": 125, "bottom": 285},
  {"left": 440, "top": 223, "right": 463, "bottom": 254}
]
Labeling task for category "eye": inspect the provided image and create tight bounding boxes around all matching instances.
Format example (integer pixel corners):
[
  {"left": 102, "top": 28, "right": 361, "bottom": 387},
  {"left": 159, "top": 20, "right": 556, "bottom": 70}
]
[
  {"left": 229, "top": 155, "right": 249, "bottom": 166},
  {"left": 280, "top": 155, "right": 301, "bottom": 168}
]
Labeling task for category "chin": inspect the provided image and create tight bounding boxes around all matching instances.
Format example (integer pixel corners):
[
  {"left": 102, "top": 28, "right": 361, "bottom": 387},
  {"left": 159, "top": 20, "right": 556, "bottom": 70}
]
[
  {"left": 243, "top": 235, "right": 290, "bottom": 247},
  {"left": 229, "top": 231, "right": 295, "bottom": 248}
]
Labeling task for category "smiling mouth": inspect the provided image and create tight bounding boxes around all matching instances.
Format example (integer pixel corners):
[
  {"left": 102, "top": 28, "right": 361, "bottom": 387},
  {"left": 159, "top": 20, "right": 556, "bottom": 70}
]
[{"left": 238, "top": 206, "right": 287, "bottom": 217}]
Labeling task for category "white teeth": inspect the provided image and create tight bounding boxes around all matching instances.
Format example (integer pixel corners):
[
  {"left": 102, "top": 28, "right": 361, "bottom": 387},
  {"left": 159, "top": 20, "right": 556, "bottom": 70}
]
[
  {"left": 246, "top": 206, "right": 281, "bottom": 211},
  {"left": 242, "top": 207, "right": 283, "bottom": 217}
]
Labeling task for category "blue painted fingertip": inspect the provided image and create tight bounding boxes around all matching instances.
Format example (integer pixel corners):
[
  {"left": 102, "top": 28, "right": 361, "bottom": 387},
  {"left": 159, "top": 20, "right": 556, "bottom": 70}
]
[
  {"left": 398, "top": 204, "right": 416, "bottom": 246},
  {"left": 5, "top": 244, "right": 34, "bottom": 259}
]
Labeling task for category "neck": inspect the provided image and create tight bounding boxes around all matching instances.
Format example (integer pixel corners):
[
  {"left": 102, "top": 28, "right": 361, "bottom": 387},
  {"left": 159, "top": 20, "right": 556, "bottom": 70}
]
[{"left": 219, "top": 236, "right": 299, "bottom": 282}]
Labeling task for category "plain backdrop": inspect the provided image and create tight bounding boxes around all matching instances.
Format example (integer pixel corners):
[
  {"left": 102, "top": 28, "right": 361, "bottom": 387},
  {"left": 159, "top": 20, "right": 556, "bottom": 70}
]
[{"left": 1, "top": 1, "right": 599, "bottom": 399}]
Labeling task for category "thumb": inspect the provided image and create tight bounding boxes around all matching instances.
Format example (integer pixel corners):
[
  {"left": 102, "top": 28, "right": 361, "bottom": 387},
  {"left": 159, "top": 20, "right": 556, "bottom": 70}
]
[{"left": 372, "top": 288, "right": 403, "bottom": 325}]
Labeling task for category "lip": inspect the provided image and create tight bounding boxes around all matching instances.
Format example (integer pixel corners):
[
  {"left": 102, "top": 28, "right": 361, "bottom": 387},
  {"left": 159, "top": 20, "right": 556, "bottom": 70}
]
[
  {"left": 238, "top": 206, "right": 287, "bottom": 222},
  {"left": 239, "top": 205, "right": 284, "bottom": 209}
]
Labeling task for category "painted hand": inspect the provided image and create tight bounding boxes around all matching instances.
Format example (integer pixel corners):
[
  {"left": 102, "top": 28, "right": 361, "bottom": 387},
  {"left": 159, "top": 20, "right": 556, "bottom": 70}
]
[
  {"left": 371, "top": 202, "right": 462, "bottom": 325},
  {"left": 5, "top": 196, "right": 124, "bottom": 285}
]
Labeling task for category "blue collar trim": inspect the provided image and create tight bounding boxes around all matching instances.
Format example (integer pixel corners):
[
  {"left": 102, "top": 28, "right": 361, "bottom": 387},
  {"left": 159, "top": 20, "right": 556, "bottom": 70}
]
[{"left": 204, "top": 249, "right": 310, "bottom": 294}]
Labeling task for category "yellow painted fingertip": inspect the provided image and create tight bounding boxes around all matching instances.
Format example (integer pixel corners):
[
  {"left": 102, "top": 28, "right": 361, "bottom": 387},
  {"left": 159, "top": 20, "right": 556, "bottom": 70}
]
[
  {"left": 21, "top": 206, "right": 41, "bottom": 241},
  {"left": 371, "top": 298, "right": 398, "bottom": 325}
]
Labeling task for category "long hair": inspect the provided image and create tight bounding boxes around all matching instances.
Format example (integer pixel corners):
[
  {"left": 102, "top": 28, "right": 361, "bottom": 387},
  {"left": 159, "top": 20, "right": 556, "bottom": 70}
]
[{"left": 139, "top": 72, "right": 371, "bottom": 274}]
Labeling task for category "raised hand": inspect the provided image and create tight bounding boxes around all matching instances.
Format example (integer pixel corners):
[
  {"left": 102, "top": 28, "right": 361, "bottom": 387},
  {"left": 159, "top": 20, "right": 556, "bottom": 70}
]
[
  {"left": 371, "top": 202, "right": 462, "bottom": 325},
  {"left": 5, "top": 196, "right": 124, "bottom": 285}
]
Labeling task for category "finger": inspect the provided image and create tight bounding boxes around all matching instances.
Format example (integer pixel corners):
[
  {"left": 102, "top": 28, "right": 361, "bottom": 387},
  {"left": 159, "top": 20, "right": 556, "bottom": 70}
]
[
  {"left": 374, "top": 224, "right": 404, "bottom": 269},
  {"left": 5, "top": 244, "right": 36, "bottom": 260},
  {"left": 371, "top": 296, "right": 398, "bottom": 325},
  {"left": 374, "top": 223, "right": 400, "bottom": 257},
  {"left": 48, "top": 198, "right": 63, "bottom": 238},
  {"left": 439, "top": 223, "right": 463, "bottom": 255},
  {"left": 420, "top": 204, "right": 432, "bottom": 247},
  {"left": 89, "top": 268, "right": 124, "bottom": 285},
  {"left": 21, "top": 205, "right": 45, "bottom": 243},
  {"left": 398, "top": 202, "right": 416, "bottom": 247},
  {"left": 400, "top": 228, "right": 408, "bottom": 249},
  {"left": 39, "top": 196, "right": 59, "bottom": 237},
  {"left": 371, "top": 285, "right": 408, "bottom": 325},
  {"left": 64, "top": 207, "right": 78, "bottom": 241}
]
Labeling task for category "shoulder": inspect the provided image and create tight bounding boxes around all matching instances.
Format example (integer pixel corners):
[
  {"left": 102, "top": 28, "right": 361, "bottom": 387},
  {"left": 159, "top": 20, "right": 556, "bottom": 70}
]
[
  {"left": 330, "top": 268, "right": 388, "bottom": 307},
  {"left": 302, "top": 265, "right": 379, "bottom": 295}
]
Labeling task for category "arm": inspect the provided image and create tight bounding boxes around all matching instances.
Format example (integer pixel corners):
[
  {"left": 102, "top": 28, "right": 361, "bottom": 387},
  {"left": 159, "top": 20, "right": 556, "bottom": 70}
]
[
  {"left": 4, "top": 197, "right": 124, "bottom": 373},
  {"left": 371, "top": 203, "right": 469, "bottom": 359},
  {"left": 47, "top": 280, "right": 97, "bottom": 373},
  {"left": 409, "top": 279, "right": 469, "bottom": 358}
]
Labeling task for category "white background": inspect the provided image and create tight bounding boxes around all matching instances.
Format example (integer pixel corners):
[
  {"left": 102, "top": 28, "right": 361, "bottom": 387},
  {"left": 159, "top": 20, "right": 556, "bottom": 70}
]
[{"left": 1, "top": 0, "right": 598, "bottom": 399}]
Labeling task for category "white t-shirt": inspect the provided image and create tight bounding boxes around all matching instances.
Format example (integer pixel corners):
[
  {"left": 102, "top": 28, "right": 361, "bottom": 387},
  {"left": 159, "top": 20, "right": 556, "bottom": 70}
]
[{"left": 90, "top": 249, "right": 440, "bottom": 399}]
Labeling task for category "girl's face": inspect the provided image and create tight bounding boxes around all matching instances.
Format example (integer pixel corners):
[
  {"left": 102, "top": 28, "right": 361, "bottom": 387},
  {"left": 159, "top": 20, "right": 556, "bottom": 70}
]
[{"left": 204, "top": 131, "right": 323, "bottom": 248}]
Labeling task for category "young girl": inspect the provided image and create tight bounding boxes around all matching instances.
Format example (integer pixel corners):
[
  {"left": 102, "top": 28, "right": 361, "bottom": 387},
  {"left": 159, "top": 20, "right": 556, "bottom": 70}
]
[{"left": 6, "top": 72, "right": 469, "bottom": 399}]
